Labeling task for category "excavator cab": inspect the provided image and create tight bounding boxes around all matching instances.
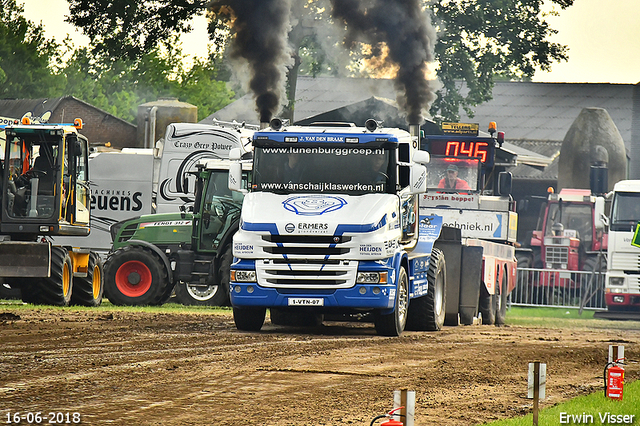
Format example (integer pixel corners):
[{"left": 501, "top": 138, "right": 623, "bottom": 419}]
[{"left": 1, "top": 121, "right": 90, "bottom": 239}]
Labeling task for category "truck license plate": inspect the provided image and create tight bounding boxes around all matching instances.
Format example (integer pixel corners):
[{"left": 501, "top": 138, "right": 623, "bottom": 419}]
[{"left": 288, "top": 298, "right": 324, "bottom": 306}]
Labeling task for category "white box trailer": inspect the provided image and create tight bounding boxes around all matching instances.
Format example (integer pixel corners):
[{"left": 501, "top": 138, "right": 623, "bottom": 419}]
[{"left": 52, "top": 121, "right": 255, "bottom": 253}]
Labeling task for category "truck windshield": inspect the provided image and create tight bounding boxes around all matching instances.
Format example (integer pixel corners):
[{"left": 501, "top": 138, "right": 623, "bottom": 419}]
[
  {"left": 252, "top": 145, "right": 391, "bottom": 195},
  {"left": 4, "top": 132, "right": 60, "bottom": 219},
  {"left": 545, "top": 203, "right": 593, "bottom": 245},
  {"left": 427, "top": 157, "right": 479, "bottom": 192},
  {"left": 610, "top": 191, "right": 640, "bottom": 231}
]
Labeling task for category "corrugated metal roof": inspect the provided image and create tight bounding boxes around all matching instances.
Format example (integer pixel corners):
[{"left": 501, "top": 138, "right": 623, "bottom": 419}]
[
  {"left": 460, "top": 81, "right": 634, "bottom": 144},
  {"left": 208, "top": 79, "right": 634, "bottom": 150}
]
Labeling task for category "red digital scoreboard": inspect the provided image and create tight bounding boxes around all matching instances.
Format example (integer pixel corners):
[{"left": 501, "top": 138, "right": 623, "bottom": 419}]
[{"left": 424, "top": 136, "right": 495, "bottom": 168}]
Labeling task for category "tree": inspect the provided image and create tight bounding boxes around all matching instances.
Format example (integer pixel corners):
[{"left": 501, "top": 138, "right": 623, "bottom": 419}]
[
  {"left": 65, "top": 0, "right": 574, "bottom": 122},
  {"left": 0, "top": 0, "right": 64, "bottom": 98},
  {"left": 61, "top": 44, "right": 235, "bottom": 123},
  {"left": 428, "top": 0, "right": 573, "bottom": 121}
]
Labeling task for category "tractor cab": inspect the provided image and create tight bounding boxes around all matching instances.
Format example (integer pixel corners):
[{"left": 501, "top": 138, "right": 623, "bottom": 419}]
[{"left": 1, "top": 119, "right": 90, "bottom": 239}]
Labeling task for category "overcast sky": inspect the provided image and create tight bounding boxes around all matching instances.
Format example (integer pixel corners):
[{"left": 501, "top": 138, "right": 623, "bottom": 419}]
[{"left": 20, "top": 0, "right": 640, "bottom": 85}]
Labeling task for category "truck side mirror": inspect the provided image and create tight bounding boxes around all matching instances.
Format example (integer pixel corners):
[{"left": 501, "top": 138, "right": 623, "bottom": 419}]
[
  {"left": 229, "top": 148, "right": 242, "bottom": 161},
  {"left": 228, "top": 163, "right": 244, "bottom": 192},
  {"left": 497, "top": 171, "right": 512, "bottom": 196},
  {"left": 410, "top": 164, "right": 427, "bottom": 194},
  {"left": 413, "top": 150, "right": 430, "bottom": 165}
]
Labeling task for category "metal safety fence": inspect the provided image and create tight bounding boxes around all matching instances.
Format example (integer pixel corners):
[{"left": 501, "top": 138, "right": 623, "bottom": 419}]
[{"left": 511, "top": 268, "right": 606, "bottom": 310}]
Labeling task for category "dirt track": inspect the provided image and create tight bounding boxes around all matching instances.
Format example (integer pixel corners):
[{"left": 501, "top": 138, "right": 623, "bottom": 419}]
[{"left": 0, "top": 306, "right": 639, "bottom": 426}]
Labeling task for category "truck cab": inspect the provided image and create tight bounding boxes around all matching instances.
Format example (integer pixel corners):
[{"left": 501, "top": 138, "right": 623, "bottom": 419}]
[{"left": 228, "top": 119, "right": 430, "bottom": 335}]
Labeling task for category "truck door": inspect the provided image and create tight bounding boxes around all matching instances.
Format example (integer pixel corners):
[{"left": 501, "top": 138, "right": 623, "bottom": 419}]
[{"left": 66, "top": 135, "right": 90, "bottom": 225}]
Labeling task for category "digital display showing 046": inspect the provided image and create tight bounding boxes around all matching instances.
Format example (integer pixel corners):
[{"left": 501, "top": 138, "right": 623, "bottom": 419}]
[{"left": 426, "top": 137, "right": 495, "bottom": 166}]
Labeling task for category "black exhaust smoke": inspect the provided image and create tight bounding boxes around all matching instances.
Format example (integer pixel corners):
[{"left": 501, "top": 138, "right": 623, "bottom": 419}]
[
  {"left": 210, "top": 0, "right": 292, "bottom": 123},
  {"left": 330, "top": 0, "right": 437, "bottom": 125}
]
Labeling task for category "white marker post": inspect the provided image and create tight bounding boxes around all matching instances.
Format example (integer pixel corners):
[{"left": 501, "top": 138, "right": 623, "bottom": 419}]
[
  {"left": 609, "top": 344, "right": 624, "bottom": 365},
  {"left": 393, "top": 389, "right": 415, "bottom": 426},
  {"left": 528, "top": 362, "right": 546, "bottom": 426}
]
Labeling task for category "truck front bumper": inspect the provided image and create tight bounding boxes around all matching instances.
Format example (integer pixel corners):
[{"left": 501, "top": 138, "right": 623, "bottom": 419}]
[{"left": 230, "top": 258, "right": 398, "bottom": 310}]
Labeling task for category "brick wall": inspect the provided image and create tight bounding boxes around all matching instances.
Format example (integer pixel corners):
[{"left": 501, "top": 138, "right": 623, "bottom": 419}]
[{"left": 49, "top": 99, "right": 137, "bottom": 149}]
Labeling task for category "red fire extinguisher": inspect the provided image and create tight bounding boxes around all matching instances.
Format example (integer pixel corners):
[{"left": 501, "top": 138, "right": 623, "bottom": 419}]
[
  {"left": 370, "top": 406, "right": 405, "bottom": 426},
  {"left": 604, "top": 358, "right": 625, "bottom": 400}
]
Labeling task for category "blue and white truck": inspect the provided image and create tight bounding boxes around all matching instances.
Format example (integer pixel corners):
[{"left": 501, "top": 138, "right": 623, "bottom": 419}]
[{"left": 227, "top": 119, "right": 517, "bottom": 336}]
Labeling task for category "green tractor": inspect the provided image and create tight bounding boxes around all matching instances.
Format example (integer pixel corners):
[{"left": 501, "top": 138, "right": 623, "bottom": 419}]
[{"left": 103, "top": 159, "right": 250, "bottom": 305}]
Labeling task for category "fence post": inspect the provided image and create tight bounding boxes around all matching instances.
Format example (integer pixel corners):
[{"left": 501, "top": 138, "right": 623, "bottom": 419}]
[{"left": 528, "top": 362, "right": 546, "bottom": 426}]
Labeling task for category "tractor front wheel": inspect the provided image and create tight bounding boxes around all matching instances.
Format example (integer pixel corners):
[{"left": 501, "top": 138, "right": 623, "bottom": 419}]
[{"left": 104, "top": 246, "right": 170, "bottom": 305}]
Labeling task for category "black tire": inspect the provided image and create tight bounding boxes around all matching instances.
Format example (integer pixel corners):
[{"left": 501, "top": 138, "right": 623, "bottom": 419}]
[
  {"left": 495, "top": 268, "right": 508, "bottom": 326},
  {"left": 71, "top": 253, "right": 104, "bottom": 307},
  {"left": 374, "top": 266, "right": 409, "bottom": 336},
  {"left": 269, "top": 308, "right": 323, "bottom": 327},
  {"left": 174, "top": 246, "right": 231, "bottom": 306},
  {"left": 406, "top": 247, "right": 447, "bottom": 331},
  {"left": 0, "top": 281, "right": 21, "bottom": 300},
  {"left": 104, "top": 246, "right": 171, "bottom": 306},
  {"left": 233, "top": 306, "right": 266, "bottom": 331},
  {"left": 479, "top": 284, "right": 495, "bottom": 325},
  {"left": 24, "top": 247, "right": 73, "bottom": 306}
]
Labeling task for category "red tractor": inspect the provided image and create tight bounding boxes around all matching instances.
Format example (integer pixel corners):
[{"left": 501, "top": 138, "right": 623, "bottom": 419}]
[{"left": 516, "top": 188, "right": 607, "bottom": 305}]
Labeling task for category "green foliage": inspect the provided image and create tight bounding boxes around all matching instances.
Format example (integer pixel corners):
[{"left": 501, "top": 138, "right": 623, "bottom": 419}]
[
  {"left": 429, "top": 0, "right": 573, "bottom": 121},
  {"left": 66, "top": 0, "right": 209, "bottom": 61},
  {"left": 62, "top": 0, "right": 575, "bottom": 123},
  {"left": 0, "top": 0, "right": 64, "bottom": 98}
]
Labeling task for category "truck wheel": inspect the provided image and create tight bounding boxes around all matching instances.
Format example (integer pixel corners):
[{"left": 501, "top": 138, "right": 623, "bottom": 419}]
[
  {"left": 406, "top": 248, "right": 446, "bottom": 331},
  {"left": 0, "top": 281, "right": 21, "bottom": 300},
  {"left": 71, "top": 253, "right": 104, "bottom": 307},
  {"left": 479, "top": 284, "right": 495, "bottom": 325},
  {"left": 174, "top": 245, "right": 231, "bottom": 306},
  {"left": 495, "top": 268, "right": 508, "bottom": 326},
  {"left": 233, "top": 306, "right": 266, "bottom": 331},
  {"left": 35, "top": 247, "right": 73, "bottom": 306},
  {"left": 104, "top": 246, "right": 170, "bottom": 305},
  {"left": 374, "top": 266, "right": 409, "bottom": 336}
]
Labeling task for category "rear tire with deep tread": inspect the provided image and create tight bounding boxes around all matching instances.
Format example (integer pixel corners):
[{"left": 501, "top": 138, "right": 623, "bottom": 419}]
[
  {"left": 104, "top": 245, "right": 171, "bottom": 305},
  {"left": 406, "top": 248, "right": 447, "bottom": 331},
  {"left": 28, "top": 247, "right": 73, "bottom": 306},
  {"left": 233, "top": 306, "right": 266, "bottom": 331},
  {"left": 72, "top": 252, "right": 104, "bottom": 307}
]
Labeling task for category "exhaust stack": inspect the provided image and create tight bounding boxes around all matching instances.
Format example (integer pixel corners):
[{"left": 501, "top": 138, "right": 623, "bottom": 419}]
[{"left": 409, "top": 124, "right": 421, "bottom": 140}]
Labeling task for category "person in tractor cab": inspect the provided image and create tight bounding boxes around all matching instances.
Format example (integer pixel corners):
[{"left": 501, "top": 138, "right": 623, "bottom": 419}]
[{"left": 438, "top": 164, "right": 471, "bottom": 190}]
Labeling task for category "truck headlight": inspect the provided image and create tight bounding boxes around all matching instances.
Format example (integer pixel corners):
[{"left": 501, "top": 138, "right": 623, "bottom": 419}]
[
  {"left": 231, "top": 270, "right": 256, "bottom": 282},
  {"left": 609, "top": 277, "right": 624, "bottom": 286},
  {"left": 357, "top": 271, "right": 388, "bottom": 284},
  {"left": 612, "top": 295, "right": 625, "bottom": 304}
]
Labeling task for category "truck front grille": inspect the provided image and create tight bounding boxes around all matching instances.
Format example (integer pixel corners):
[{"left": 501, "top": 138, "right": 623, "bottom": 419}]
[
  {"left": 255, "top": 259, "right": 357, "bottom": 289},
  {"left": 260, "top": 234, "right": 352, "bottom": 257},
  {"left": 610, "top": 252, "right": 640, "bottom": 270},
  {"left": 545, "top": 246, "right": 569, "bottom": 265}
]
